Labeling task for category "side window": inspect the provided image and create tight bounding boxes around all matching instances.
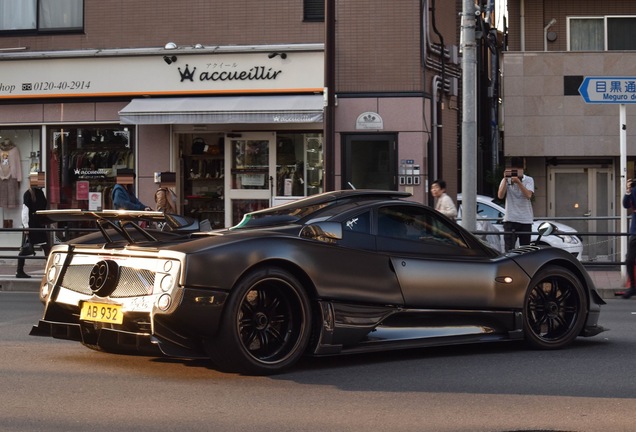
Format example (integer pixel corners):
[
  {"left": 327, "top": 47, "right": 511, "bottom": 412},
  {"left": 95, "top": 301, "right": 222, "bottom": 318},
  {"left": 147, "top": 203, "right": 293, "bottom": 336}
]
[
  {"left": 344, "top": 211, "right": 370, "bottom": 234},
  {"left": 378, "top": 205, "right": 468, "bottom": 248},
  {"left": 476, "top": 203, "right": 503, "bottom": 221}
]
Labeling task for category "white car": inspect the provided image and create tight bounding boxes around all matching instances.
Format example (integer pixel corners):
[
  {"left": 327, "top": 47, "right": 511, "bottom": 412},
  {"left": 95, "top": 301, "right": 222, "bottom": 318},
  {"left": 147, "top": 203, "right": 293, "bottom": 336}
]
[{"left": 457, "top": 194, "right": 583, "bottom": 260}]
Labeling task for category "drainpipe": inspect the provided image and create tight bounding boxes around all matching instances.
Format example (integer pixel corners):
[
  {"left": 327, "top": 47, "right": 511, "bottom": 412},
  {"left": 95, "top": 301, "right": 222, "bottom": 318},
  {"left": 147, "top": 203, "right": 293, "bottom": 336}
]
[
  {"left": 544, "top": 18, "right": 557, "bottom": 52},
  {"left": 432, "top": 75, "right": 441, "bottom": 185},
  {"left": 430, "top": 0, "right": 445, "bottom": 180},
  {"left": 520, "top": 0, "right": 525, "bottom": 51}
]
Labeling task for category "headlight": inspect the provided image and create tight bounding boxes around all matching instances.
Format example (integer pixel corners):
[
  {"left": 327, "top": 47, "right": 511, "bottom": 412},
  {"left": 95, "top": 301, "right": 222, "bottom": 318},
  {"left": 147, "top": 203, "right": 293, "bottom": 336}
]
[
  {"left": 47, "top": 266, "right": 57, "bottom": 283},
  {"left": 160, "top": 274, "right": 174, "bottom": 292},
  {"left": 560, "top": 235, "right": 580, "bottom": 244},
  {"left": 157, "top": 294, "right": 172, "bottom": 311}
]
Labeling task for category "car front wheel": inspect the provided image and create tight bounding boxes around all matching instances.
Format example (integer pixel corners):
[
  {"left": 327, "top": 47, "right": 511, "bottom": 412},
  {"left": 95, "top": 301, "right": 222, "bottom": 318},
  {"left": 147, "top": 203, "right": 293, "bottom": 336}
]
[
  {"left": 523, "top": 266, "right": 587, "bottom": 349},
  {"left": 207, "top": 267, "right": 312, "bottom": 375}
]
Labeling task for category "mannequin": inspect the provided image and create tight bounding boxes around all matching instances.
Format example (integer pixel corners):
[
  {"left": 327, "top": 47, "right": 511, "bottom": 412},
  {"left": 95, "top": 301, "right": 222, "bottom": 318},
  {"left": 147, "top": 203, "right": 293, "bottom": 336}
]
[{"left": 0, "top": 139, "right": 22, "bottom": 208}]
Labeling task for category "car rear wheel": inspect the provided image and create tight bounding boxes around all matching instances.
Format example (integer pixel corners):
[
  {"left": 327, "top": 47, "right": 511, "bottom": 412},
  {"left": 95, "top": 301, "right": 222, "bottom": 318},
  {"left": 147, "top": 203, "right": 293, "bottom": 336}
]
[
  {"left": 207, "top": 267, "right": 312, "bottom": 375},
  {"left": 523, "top": 266, "right": 587, "bottom": 349}
]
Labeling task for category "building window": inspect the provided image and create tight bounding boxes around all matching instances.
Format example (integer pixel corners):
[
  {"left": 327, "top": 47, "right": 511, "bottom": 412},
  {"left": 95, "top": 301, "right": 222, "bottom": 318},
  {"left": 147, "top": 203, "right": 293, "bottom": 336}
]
[
  {"left": 0, "top": 0, "right": 83, "bottom": 33},
  {"left": 569, "top": 16, "right": 636, "bottom": 51},
  {"left": 303, "top": 0, "right": 324, "bottom": 22}
]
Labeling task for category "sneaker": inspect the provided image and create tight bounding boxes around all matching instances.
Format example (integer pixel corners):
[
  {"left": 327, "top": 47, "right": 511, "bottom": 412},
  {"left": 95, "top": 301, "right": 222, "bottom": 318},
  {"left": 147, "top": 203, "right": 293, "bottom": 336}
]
[{"left": 15, "top": 271, "right": 31, "bottom": 279}]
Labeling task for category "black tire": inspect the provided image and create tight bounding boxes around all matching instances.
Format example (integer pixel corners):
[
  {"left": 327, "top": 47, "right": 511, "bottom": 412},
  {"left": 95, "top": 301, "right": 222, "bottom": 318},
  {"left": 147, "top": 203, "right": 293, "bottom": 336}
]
[
  {"left": 207, "top": 267, "right": 312, "bottom": 375},
  {"left": 523, "top": 266, "right": 588, "bottom": 349}
]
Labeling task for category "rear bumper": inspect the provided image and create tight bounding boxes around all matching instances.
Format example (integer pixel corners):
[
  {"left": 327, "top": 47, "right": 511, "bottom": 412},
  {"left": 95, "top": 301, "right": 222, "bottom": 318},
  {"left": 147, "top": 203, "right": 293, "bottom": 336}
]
[{"left": 30, "top": 286, "right": 229, "bottom": 359}]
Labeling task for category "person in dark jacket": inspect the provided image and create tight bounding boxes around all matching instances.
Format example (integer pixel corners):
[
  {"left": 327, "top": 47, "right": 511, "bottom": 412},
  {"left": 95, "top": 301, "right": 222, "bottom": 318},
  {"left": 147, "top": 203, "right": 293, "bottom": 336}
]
[
  {"left": 622, "top": 178, "right": 636, "bottom": 298},
  {"left": 16, "top": 176, "right": 50, "bottom": 278},
  {"left": 111, "top": 183, "right": 150, "bottom": 211}
]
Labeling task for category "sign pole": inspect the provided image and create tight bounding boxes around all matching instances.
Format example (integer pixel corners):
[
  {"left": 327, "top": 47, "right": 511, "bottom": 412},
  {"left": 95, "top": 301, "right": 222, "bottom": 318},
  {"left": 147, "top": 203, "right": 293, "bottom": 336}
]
[{"left": 620, "top": 103, "right": 627, "bottom": 281}]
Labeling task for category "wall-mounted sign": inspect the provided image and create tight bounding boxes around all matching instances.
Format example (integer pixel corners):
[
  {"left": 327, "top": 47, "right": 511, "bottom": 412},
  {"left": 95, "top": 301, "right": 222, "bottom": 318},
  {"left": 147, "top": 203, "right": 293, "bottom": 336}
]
[
  {"left": 579, "top": 76, "right": 636, "bottom": 104},
  {"left": 356, "top": 112, "right": 384, "bottom": 130},
  {"left": 0, "top": 51, "right": 324, "bottom": 99}
]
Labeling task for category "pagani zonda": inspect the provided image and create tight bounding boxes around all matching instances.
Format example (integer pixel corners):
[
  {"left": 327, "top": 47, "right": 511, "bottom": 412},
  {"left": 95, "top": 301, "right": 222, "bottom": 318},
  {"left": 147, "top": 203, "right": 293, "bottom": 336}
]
[{"left": 31, "top": 190, "right": 606, "bottom": 375}]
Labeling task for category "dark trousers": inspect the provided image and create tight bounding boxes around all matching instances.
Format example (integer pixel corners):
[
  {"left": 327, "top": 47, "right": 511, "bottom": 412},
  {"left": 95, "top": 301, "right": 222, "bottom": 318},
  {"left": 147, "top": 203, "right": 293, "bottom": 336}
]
[
  {"left": 503, "top": 221, "right": 532, "bottom": 252},
  {"left": 625, "top": 236, "right": 636, "bottom": 296}
]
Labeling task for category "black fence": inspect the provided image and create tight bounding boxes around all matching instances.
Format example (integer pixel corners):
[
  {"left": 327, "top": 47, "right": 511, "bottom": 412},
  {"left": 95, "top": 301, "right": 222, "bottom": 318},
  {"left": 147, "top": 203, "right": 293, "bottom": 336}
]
[{"left": 0, "top": 217, "right": 630, "bottom": 269}]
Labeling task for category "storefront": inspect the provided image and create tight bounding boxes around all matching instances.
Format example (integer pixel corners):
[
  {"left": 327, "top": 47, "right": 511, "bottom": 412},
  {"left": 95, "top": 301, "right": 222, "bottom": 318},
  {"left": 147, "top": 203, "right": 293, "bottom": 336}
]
[{"left": 0, "top": 44, "right": 324, "bottom": 244}]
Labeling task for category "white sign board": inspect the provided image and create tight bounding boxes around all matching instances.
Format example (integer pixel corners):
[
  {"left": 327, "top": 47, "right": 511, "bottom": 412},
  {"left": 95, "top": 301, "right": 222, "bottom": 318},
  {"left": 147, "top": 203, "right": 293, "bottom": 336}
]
[
  {"left": 578, "top": 76, "right": 636, "bottom": 103},
  {"left": 0, "top": 51, "right": 324, "bottom": 99}
]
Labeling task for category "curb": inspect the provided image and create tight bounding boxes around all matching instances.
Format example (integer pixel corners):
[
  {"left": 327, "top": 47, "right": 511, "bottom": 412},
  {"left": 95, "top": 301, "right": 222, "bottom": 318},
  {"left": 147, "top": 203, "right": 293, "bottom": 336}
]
[{"left": 0, "top": 275, "right": 44, "bottom": 292}]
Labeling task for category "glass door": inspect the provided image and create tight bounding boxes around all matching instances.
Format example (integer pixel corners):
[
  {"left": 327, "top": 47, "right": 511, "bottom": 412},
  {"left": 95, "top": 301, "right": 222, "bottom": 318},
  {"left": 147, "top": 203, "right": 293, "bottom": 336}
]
[
  {"left": 342, "top": 134, "right": 397, "bottom": 190},
  {"left": 548, "top": 166, "right": 615, "bottom": 262},
  {"left": 225, "top": 132, "right": 276, "bottom": 227}
]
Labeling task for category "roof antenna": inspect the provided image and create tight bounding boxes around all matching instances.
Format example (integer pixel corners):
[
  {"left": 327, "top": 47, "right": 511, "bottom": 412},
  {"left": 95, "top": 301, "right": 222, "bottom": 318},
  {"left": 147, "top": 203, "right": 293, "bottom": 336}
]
[{"left": 347, "top": 182, "right": 356, "bottom": 190}]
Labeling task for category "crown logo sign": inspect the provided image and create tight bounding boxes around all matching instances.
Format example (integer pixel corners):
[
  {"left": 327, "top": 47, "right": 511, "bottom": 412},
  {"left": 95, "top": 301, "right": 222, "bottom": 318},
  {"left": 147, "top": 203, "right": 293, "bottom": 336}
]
[{"left": 178, "top": 64, "right": 196, "bottom": 82}]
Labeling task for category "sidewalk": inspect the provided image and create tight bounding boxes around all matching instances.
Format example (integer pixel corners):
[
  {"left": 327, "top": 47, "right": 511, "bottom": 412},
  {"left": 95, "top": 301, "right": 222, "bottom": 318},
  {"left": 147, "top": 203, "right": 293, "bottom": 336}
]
[
  {"left": 0, "top": 259, "right": 626, "bottom": 298},
  {"left": 0, "top": 259, "right": 45, "bottom": 292}
]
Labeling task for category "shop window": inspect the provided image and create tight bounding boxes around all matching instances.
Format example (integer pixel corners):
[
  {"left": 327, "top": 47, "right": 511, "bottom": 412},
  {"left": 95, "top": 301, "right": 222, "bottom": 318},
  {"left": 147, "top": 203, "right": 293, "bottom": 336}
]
[
  {"left": 0, "top": 0, "right": 83, "bottom": 33},
  {"left": 275, "top": 133, "right": 323, "bottom": 198},
  {"left": 180, "top": 133, "right": 225, "bottom": 229},
  {"left": 0, "top": 128, "right": 41, "bottom": 236},
  {"left": 48, "top": 126, "right": 134, "bottom": 214}
]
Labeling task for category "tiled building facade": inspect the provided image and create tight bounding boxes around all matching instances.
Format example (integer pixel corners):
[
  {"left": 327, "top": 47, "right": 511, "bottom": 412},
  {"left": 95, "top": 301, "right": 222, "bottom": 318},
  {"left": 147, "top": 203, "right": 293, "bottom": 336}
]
[
  {"left": 504, "top": 0, "right": 636, "bottom": 261},
  {"left": 0, "top": 1, "right": 461, "bottom": 245}
]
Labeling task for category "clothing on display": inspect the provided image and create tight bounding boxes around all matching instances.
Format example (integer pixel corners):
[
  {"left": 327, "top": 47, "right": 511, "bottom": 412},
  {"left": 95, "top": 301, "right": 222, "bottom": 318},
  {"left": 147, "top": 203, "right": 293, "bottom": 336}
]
[{"left": 0, "top": 139, "right": 23, "bottom": 208}]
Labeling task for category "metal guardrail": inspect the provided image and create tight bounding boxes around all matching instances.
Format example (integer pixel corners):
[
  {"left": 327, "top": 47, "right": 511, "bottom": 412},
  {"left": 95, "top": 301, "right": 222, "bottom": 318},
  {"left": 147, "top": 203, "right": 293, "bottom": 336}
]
[
  {"left": 0, "top": 218, "right": 630, "bottom": 268},
  {"left": 0, "top": 226, "right": 98, "bottom": 261}
]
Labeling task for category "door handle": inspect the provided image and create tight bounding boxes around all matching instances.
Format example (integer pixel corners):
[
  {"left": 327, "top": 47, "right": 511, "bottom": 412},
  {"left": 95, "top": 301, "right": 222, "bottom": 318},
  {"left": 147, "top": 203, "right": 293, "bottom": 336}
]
[{"left": 583, "top": 211, "right": 591, "bottom": 217}]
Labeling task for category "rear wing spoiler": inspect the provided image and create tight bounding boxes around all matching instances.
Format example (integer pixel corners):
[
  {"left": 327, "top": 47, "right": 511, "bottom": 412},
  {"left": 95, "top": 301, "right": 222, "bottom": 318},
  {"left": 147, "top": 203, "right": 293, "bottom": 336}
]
[{"left": 36, "top": 209, "right": 205, "bottom": 244}]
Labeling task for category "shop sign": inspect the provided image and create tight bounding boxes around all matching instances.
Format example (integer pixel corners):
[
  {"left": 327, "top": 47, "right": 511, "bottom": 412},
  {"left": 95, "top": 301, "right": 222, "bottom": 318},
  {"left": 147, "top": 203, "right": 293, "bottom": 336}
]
[
  {"left": 240, "top": 173, "right": 266, "bottom": 187},
  {"left": 356, "top": 112, "right": 384, "bottom": 130},
  {"left": 0, "top": 51, "right": 324, "bottom": 99},
  {"left": 73, "top": 168, "right": 110, "bottom": 179}
]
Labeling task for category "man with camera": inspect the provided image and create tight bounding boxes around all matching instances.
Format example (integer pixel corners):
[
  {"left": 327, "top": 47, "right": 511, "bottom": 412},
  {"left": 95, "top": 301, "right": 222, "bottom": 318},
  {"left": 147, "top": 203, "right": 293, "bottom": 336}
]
[{"left": 497, "top": 157, "right": 535, "bottom": 252}]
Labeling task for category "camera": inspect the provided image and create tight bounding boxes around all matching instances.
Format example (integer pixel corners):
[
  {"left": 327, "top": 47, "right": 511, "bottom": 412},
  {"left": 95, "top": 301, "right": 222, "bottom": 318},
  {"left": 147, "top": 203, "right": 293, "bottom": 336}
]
[{"left": 505, "top": 169, "right": 518, "bottom": 178}]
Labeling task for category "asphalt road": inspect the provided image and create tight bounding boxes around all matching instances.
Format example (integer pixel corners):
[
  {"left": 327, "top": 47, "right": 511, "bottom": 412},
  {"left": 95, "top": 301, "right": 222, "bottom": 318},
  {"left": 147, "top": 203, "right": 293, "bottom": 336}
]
[{"left": 2, "top": 293, "right": 635, "bottom": 432}]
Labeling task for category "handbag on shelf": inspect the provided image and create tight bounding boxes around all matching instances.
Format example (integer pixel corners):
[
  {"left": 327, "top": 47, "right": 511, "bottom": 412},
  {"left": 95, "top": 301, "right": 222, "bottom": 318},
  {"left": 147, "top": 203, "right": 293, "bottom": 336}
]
[{"left": 19, "top": 233, "right": 35, "bottom": 256}]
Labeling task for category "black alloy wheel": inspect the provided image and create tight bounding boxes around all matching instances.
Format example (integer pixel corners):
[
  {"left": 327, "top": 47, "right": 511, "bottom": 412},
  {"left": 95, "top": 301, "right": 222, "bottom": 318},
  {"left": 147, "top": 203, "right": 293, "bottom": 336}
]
[
  {"left": 523, "top": 266, "right": 587, "bottom": 349},
  {"left": 207, "top": 267, "right": 311, "bottom": 375}
]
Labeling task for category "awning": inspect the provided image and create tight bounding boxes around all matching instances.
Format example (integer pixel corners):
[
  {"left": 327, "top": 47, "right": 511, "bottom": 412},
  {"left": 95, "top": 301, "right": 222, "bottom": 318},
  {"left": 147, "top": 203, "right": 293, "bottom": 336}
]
[{"left": 119, "top": 95, "right": 324, "bottom": 125}]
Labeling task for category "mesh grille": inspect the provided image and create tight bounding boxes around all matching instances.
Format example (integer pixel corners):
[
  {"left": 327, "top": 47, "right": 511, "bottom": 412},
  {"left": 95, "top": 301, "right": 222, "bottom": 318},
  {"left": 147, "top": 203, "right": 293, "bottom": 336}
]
[{"left": 61, "top": 264, "right": 155, "bottom": 297}]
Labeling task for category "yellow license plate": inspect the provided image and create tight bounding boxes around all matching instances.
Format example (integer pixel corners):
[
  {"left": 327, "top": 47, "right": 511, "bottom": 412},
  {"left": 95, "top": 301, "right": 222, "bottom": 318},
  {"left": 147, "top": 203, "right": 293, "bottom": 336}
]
[{"left": 80, "top": 302, "right": 123, "bottom": 324}]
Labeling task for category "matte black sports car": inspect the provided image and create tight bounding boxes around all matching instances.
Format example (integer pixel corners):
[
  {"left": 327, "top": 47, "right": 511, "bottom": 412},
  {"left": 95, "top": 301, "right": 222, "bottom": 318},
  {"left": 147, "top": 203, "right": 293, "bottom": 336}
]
[{"left": 31, "top": 190, "right": 606, "bottom": 375}]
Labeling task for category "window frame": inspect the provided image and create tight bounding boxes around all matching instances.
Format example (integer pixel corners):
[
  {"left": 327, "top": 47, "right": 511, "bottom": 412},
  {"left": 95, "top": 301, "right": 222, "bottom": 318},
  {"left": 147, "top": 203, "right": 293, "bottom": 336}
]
[
  {"left": 0, "top": 0, "right": 84, "bottom": 35},
  {"left": 567, "top": 15, "right": 636, "bottom": 51},
  {"left": 303, "top": 0, "right": 324, "bottom": 22}
]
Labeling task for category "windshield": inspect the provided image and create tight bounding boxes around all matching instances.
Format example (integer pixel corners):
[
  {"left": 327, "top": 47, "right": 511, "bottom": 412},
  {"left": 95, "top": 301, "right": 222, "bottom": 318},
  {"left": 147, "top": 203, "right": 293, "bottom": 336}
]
[{"left": 233, "top": 202, "right": 332, "bottom": 228}]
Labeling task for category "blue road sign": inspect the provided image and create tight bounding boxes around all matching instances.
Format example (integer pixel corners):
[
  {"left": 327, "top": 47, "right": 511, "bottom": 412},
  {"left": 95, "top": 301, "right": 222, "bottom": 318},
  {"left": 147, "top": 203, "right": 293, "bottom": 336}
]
[{"left": 579, "top": 76, "right": 636, "bottom": 103}]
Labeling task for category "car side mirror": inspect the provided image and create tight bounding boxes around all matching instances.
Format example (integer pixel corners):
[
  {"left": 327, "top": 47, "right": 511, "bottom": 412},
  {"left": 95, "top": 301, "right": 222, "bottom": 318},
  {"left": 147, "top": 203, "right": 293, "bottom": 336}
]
[
  {"left": 534, "top": 221, "right": 557, "bottom": 245},
  {"left": 300, "top": 222, "right": 342, "bottom": 243}
]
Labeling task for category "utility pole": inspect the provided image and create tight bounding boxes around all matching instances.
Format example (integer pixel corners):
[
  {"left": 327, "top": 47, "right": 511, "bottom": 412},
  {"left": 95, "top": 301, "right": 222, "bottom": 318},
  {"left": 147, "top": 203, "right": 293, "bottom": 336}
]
[
  {"left": 461, "top": 0, "right": 478, "bottom": 231},
  {"left": 324, "top": 0, "right": 336, "bottom": 191}
]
